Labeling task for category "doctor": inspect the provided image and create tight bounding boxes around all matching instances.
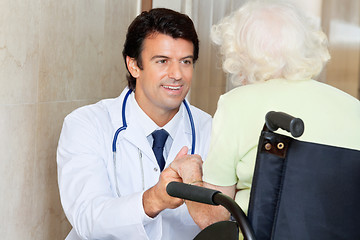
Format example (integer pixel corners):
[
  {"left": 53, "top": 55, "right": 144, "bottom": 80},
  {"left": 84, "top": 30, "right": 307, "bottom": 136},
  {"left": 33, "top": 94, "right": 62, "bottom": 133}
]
[{"left": 57, "top": 8, "right": 212, "bottom": 240}]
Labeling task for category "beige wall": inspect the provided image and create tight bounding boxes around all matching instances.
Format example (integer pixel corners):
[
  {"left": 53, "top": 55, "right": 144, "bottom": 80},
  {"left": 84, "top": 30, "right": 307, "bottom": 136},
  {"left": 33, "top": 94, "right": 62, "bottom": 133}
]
[{"left": 0, "top": 0, "right": 138, "bottom": 239}]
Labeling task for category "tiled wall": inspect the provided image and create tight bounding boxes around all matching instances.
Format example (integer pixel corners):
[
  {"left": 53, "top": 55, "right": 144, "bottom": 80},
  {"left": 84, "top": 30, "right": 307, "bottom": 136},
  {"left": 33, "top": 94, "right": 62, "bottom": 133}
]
[{"left": 0, "top": 1, "right": 139, "bottom": 239}]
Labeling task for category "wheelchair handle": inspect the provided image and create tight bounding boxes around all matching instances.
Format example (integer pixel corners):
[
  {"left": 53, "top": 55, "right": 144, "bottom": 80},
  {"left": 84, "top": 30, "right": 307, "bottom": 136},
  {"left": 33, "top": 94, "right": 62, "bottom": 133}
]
[
  {"left": 166, "top": 181, "right": 220, "bottom": 205},
  {"left": 167, "top": 181, "right": 256, "bottom": 240},
  {"left": 265, "top": 111, "right": 304, "bottom": 137}
]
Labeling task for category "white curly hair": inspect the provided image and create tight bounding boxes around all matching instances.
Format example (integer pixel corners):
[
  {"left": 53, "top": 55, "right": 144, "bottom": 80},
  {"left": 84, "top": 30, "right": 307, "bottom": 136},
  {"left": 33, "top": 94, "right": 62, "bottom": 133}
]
[{"left": 211, "top": 0, "right": 331, "bottom": 86}]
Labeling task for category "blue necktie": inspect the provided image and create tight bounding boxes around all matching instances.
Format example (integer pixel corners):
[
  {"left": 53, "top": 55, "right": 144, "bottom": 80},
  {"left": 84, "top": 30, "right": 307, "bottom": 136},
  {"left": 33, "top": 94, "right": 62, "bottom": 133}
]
[{"left": 152, "top": 129, "right": 169, "bottom": 171}]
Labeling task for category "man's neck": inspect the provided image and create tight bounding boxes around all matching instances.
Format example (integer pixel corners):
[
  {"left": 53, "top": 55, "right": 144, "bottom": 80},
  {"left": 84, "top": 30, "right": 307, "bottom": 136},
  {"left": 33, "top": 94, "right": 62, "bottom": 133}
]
[
  {"left": 133, "top": 91, "right": 181, "bottom": 127},
  {"left": 145, "top": 107, "right": 179, "bottom": 127}
]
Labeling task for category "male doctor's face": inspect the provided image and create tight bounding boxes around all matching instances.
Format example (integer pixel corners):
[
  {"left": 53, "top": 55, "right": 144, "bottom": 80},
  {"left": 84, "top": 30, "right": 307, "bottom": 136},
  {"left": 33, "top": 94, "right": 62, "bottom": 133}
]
[{"left": 130, "top": 33, "right": 194, "bottom": 126}]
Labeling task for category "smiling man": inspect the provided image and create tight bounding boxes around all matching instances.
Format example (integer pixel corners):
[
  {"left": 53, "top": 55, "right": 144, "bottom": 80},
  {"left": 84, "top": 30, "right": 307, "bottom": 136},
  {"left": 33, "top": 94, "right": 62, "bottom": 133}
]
[
  {"left": 57, "top": 8, "right": 212, "bottom": 240},
  {"left": 127, "top": 33, "right": 194, "bottom": 126}
]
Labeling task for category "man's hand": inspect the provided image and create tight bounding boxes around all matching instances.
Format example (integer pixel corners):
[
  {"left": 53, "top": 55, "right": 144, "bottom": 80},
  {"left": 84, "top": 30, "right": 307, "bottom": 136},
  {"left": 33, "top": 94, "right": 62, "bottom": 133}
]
[
  {"left": 143, "top": 147, "right": 193, "bottom": 218},
  {"left": 170, "top": 146, "right": 203, "bottom": 185}
]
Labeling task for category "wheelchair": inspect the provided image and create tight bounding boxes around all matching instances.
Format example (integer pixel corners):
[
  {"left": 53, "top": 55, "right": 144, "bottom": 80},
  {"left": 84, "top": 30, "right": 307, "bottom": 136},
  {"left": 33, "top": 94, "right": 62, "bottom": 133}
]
[{"left": 167, "top": 111, "right": 360, "bottom": 240}]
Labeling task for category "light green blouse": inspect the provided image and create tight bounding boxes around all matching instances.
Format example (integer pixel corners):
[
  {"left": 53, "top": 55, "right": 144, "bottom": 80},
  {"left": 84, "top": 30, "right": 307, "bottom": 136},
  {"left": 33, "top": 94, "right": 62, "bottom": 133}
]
[{"left": 203, "top": 78, "right": 360, "bottom": 213}]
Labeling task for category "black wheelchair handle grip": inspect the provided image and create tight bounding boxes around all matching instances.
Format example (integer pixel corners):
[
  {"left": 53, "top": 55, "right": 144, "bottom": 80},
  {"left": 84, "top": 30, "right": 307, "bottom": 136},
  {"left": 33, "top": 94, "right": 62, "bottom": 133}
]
[
  {"left": 167, "top": 182, "right": 257, "bottom": 240},
  {"left": 265, "top": 111, "right": 304, "bottom": 137},
  {"left": 166, "top": 181, "right": 220, "bottom": 205}
]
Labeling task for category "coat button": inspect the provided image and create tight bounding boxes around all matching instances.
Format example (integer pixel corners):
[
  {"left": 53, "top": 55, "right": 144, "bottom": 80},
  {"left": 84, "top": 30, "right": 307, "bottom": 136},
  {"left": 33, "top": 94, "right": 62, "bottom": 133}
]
[{"left": 154, "top": 167, "right": 158, "bottom": 172}]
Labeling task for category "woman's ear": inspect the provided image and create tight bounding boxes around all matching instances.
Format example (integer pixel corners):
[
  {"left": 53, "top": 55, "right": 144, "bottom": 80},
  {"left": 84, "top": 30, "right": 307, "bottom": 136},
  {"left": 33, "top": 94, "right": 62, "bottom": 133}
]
[{"left": 126, "top": 56, "right": 140, "bottom": 78}]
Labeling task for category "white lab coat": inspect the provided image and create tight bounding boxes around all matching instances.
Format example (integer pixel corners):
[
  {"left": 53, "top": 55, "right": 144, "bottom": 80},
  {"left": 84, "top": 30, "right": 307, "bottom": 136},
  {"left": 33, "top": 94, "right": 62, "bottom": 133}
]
[{"left": 57, "top": 88, "right": 212, "bottom": 240}]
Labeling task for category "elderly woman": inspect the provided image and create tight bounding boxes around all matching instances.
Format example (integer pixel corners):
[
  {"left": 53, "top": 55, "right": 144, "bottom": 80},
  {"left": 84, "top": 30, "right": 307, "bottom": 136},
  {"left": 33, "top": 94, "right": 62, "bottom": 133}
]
[{"left": 177, "top": 0, "right": 360, "bottom": 230}]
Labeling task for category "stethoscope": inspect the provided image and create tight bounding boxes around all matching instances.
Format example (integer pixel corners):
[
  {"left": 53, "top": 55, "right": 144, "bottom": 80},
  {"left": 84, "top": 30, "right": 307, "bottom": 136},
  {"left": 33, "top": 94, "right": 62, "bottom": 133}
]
[{"left": 112, "top": 89, "right": 196, "bottom": 196}]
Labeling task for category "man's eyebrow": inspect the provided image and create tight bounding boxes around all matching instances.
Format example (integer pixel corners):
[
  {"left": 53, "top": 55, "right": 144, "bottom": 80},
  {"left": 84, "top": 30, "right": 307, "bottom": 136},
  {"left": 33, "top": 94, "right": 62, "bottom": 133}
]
[
  {"left": 150, "top": 55, "right": 194, "bottom": 60},
  {"left": 180, "top": 55, "right": 194, "bottom": 60},
  {"left": 151, "top": 55, "right": 170, "bottom": 60}
]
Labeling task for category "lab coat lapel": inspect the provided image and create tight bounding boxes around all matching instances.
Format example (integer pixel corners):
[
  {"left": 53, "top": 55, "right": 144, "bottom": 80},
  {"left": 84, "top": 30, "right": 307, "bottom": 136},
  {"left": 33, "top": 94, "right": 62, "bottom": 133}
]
[
  {"left": 121, "top": 121, "right": 155, "bottom": 163},
  {"left": 166, "top": 107, "right": 193, "bottom": 168}
]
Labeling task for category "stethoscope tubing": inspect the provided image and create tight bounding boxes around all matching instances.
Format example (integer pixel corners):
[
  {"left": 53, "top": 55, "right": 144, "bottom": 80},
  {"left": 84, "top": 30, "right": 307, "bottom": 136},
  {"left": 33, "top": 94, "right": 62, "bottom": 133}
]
[
  {"left": 112, "top": 89, "right": 131, "bottom": 152},
  {"left": 182, "top": 97, "right": 196, "bottom": 155}
]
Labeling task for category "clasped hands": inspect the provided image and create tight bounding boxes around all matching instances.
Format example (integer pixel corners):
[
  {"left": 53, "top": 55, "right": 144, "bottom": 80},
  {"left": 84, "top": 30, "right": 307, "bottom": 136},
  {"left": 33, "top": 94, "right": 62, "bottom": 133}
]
[
  {"left": 169, "top": 146, "right": 203, "bottom": 186},
  {"left": 143, "top": 146, "right": 203, "bottom": 218}
]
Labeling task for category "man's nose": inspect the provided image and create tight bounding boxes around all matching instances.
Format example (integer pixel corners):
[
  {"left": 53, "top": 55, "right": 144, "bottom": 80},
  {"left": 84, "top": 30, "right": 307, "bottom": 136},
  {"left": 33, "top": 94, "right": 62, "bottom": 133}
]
[{"left": 168, "top": 62, "right": 182, "bottom": 80}]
